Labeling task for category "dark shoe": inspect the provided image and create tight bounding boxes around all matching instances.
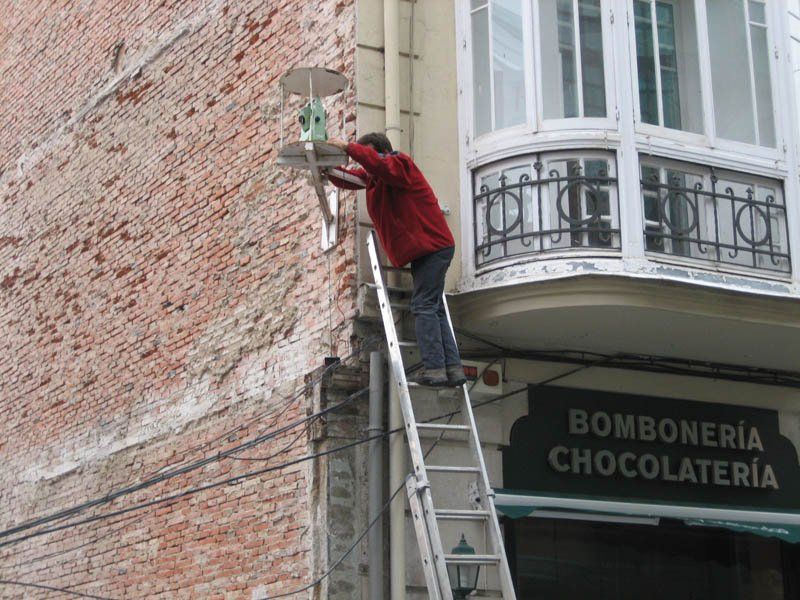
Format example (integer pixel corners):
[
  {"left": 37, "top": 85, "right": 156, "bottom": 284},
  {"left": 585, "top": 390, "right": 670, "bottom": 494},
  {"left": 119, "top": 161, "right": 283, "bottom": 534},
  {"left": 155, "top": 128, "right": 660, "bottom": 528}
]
[
  {"left": 446, "top": 364, "right": 467, "bottom": 387},
  {"left": 410, "top": 367, "right": 448, "bottom": 387}
]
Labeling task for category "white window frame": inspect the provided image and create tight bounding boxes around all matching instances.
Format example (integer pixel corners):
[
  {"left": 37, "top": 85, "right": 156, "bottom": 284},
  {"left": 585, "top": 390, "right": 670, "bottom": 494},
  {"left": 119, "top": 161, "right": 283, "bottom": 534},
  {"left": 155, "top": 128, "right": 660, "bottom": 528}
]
[
  {"left": 462, "top": 0, "right": 619, "bottom": 159},
  {"left": 467, "top": 0, "right": 537, "bottom": 148},
  {"left": 630, "top": 0, "right": 706, "bottom": 140},
  {"left": 628, "top": 0, "right": 785, "bottom": 164},
  {"left": 534, "top": 0, "right": 619, "bottom": 132}
]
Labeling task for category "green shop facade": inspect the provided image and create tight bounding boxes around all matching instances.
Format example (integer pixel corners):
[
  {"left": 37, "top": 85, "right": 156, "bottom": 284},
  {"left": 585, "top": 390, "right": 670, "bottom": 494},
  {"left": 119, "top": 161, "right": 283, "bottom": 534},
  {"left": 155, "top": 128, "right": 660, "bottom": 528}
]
[{"left": 498, "top": 386, "right": 800, "bottom": 599}]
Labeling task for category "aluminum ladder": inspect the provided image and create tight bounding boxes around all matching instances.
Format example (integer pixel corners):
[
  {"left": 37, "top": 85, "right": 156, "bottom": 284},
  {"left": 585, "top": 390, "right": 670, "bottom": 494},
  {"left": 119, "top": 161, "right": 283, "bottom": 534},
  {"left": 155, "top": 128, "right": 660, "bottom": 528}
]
[{"left": 366, "top": 230, "right": 516, "bottom": 600}]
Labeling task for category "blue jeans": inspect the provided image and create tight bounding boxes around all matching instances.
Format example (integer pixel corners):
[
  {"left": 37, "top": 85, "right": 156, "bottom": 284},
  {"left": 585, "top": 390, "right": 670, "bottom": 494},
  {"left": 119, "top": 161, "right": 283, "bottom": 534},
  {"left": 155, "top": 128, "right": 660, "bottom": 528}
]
[{"left": 410, "top": 246, "right": 461, "bottom": 370}]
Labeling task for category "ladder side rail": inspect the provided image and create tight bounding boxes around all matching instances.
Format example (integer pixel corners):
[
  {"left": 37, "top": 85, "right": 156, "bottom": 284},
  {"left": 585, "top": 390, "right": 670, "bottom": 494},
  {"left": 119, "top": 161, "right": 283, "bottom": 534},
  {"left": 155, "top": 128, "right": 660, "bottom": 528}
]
[
  {"left": 441, "top": 292, "right": 518, "bottom": 600},
  {"left": 406, "top": 476, "right": 444, "bottom": 600},
  {"left": 366, "top": 232, "right": 431, "bottom": 504},
  {"left": 366, "top": 232, "right": 454, "bottom": 600},
  {"left": 439, "top": 293, "right": 494, "bottom": 500}
]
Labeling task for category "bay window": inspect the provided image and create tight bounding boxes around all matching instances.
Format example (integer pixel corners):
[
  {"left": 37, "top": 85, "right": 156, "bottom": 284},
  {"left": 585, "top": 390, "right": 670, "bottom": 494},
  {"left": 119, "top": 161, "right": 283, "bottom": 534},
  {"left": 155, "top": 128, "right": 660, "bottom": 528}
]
[{"left": 463, "top": 0, "right": 792, "bottom": 277}]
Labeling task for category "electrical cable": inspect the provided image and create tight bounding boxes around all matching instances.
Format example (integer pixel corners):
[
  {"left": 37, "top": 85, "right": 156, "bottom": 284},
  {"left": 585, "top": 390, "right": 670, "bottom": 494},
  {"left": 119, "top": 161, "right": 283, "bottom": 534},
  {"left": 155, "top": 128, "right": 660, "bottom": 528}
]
[
  {"left": 0, "top": 424, "right": 394, "bottom": 551},
  {"left": 141, "top": 338, "right": 377, "bottom": 480},
  {"left": 255, "top": 362, "right": 501, "bottom": 598},
  {"left": 8, "top": 511, "right": 143, "bottom": 569},
  {"left": 2, "top": 356, "right": 599, "bottom": 553},
  {"left": 4, "top": 358, "right": 602, "bottom": 596},
  {"left": 2, "top": 370, "right": 539, "bottom": 552},
  {"left": 0, "top": 580, "right": 115, "bottom": 600},
  {"left": 1, "top": 338, "right": 384, "bottom": 544},
  {"left": 227, "top": 421, "right": 312, "bottom": 462},
  {"left": 0, "top": 376, "right": 370, "bottom": 543},
  {"left": 258, "top": 480, "right": 406, "bottom": 600}
]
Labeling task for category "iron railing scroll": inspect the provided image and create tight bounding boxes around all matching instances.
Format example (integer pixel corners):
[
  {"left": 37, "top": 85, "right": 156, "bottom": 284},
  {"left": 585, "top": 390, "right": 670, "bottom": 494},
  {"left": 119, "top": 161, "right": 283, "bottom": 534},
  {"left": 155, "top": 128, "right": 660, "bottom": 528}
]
[{"left": 473, "top": 153, "right": 621, "bottom": 266}]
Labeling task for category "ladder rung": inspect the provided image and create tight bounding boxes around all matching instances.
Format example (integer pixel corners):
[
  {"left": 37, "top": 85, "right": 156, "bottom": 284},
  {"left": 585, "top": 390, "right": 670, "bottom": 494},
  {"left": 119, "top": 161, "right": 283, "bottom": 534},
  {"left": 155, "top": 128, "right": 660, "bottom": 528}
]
[
  {"left": 435, "top": 509, "right": 489, "bottom": 521},
  {"left": 426, "top": 465, "right": 480, "bottom": 474},
  {"left": 382, "top": 265, "right": 412, "bottom": 273},
  {"left": 365, "top": 282, "right": 412, "bottom": 294},
  {"left": 407, "top": 382, "right": 458, "bottom": 390},
  {"left": 389, "top": 301, "right": 410, "bottom": 310},
  {"left": 417, "top": 423, "right": 470, "bottom": 433},
  {"left": 444, "top": 554, "right": 501, "bottom": 565},
  {"left": 397, "top": 340, "right": 417, "bottom": 347},
  {"left": 406, "top": 382, "right": 461, "bottom": 396}
]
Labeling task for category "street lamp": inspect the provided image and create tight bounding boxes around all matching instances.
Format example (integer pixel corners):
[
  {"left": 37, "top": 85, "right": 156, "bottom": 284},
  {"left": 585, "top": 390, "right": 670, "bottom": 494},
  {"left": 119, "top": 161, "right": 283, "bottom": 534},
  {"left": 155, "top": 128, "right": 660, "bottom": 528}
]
[{"left": 447, "top": 534, "right": 480, "bottom": 599}]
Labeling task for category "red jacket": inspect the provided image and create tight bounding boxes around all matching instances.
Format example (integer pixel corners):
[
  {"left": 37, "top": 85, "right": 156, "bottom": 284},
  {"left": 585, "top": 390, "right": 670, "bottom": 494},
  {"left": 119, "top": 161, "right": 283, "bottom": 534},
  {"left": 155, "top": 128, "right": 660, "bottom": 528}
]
[{"left": 327, "top": 142, "right": 455, "bottom": 267}]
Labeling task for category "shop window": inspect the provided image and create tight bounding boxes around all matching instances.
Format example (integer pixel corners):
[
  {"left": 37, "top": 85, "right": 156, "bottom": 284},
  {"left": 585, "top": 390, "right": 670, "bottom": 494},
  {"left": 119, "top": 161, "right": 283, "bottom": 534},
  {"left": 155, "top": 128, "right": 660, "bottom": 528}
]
[{"left": 506, "top": 516, "right": 800, "bottom": 599}]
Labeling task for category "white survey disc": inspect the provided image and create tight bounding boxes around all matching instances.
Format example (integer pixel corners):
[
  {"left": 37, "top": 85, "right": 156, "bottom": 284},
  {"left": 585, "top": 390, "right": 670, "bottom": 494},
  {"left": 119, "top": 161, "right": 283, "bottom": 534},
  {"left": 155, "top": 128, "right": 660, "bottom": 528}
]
[{"left": 280, "top": 67, "right": 348, "bottom": 97}]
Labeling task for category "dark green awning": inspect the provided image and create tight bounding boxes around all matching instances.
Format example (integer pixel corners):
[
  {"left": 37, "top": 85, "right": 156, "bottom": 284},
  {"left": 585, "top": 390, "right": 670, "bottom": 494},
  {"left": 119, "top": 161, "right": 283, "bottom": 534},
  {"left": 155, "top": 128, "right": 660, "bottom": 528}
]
[{"left": 495, "top": 490, "right": 800, "bottom": 544}]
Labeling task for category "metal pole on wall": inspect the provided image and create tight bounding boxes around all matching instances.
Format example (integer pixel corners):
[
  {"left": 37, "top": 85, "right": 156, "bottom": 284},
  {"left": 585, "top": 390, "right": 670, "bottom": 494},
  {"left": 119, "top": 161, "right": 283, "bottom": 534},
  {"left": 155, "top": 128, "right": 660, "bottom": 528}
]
[
  {"left": 388, "top": 367, "right": 405, "bottom": 600},
  {"left": 384, "top": 0, "right": 402, "bottom": 149},
  {"left": 368, "top": 352, "right": 385, "bottom": 600},
  {"left": 384, "top": 3, "right": 405, "bottom": 598}
]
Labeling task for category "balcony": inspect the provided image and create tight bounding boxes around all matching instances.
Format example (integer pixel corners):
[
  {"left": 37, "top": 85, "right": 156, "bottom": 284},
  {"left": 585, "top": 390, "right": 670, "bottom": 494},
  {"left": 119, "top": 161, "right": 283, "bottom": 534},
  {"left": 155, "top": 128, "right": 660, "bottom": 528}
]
[
  {"left": 473, "top": 151, "right": 620, "bottom": 267},
  {"left": 471, "top": 151, "right": 791, "bottom": 278},
  {"left": 640, "top": 157, "right": 790, "bottom": 274}
]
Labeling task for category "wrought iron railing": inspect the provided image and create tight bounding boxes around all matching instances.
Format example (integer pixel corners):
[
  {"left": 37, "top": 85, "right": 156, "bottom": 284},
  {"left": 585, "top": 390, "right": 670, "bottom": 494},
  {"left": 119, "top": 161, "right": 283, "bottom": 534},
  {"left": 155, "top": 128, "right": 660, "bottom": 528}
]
[
  {"left": 473, "top": 153, "right": 621, "bottom": 266},
  {"left": 641, "top": 160, "right": 791, "bottom": 274}
]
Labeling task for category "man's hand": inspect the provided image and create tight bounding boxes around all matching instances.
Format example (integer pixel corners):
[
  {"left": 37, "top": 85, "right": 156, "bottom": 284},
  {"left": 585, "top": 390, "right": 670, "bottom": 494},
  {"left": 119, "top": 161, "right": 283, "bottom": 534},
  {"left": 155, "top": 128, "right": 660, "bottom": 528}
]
[{"left": 327, "top": 138, "right": 349, "bottom": 151}]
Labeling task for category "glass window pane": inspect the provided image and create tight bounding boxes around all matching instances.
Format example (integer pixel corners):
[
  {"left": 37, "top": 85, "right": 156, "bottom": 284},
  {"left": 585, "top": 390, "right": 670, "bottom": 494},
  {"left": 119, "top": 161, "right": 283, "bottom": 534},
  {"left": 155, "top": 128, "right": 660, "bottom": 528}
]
[
  {"left": 472, "top": 6, "right": 492, "bottom": 137},
  {"left": 669, "top": 0, "right": 703, "bottom": 133},
  {"left": 748, "top": 0, "right": 766, "bottom": 24},
  {"left": 541, "top": 0, "right": 579, "bottom": 118},
  {"left": 635, "top": 1, "right": 659, "bottom": 125},
  {"left": 541, "top": 0, "right": 607, "bottom": 119},
  {"left": 751, "top": 24, "right": 776, "bottom": 147},
  {"left": 706, "top": 0, "right": 756, "bottom": 144},
  {"left": 658, "top": 3, "right": 682, "bottom": 129},
  {"left": 635, "top": 0, "right": 703, "bottom": 132},
  {"left": 579, "top": 0, "right": 607, "bottom": 116},
  {"left": 492, "top": 0, "right": 526, "bottom": 129}
]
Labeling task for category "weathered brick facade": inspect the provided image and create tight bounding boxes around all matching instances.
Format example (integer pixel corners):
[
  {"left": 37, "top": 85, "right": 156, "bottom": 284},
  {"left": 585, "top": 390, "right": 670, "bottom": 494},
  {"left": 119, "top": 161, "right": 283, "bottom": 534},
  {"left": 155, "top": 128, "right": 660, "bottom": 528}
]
[{"left": 0, "top": 1, "right": 360, "bottom": 597}]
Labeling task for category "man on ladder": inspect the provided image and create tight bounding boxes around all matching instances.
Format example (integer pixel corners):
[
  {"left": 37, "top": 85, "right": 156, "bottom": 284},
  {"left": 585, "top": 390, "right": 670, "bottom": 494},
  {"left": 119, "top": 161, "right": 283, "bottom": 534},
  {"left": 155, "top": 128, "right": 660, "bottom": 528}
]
[{"left": 326, "top": 133, "right": 466, "bottom": 388}]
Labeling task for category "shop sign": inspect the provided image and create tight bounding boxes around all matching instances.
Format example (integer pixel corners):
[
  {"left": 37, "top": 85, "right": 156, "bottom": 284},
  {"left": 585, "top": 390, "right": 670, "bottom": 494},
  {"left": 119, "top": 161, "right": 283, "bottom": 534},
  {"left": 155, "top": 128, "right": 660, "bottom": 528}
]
[{"left": 502, "top": 386, "right": 800, "bottom": 509}]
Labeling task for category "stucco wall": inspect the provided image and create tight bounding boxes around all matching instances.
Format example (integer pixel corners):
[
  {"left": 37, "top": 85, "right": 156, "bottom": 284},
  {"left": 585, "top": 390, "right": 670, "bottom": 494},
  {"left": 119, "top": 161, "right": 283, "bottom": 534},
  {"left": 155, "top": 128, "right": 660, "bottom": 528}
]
[{"left": 355, "top": 0, "right": 461, "bottom": 287}]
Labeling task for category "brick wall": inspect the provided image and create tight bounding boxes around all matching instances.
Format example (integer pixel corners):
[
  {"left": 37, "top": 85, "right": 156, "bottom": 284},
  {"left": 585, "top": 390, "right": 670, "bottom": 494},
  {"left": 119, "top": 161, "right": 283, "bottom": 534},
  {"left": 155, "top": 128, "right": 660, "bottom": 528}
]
[{"left": 0, "top": 0, "right": 359, "bottom": 597}]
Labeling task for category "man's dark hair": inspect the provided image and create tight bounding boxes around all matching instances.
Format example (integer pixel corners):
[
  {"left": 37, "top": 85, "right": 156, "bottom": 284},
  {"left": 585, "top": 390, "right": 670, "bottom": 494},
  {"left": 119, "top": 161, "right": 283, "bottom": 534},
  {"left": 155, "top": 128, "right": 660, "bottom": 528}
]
[{"left": 357, "top": 132, "right": 393, "bottom": 154}]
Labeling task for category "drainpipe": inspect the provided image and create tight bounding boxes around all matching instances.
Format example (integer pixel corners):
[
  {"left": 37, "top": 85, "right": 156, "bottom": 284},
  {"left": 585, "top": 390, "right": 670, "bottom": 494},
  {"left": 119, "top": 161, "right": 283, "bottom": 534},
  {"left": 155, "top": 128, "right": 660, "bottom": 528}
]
[
  {"left": 388, "top": 369, "right": 405, "bottom": 600},
  {"left": 383, "top": 1, "right": 405, "bottom": 599},
  {"left": 384, "top": 0, "right": 402, "bottom": 149},
  {"left": 368, "top": 352, "right": 385, "bottom": 600}
]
